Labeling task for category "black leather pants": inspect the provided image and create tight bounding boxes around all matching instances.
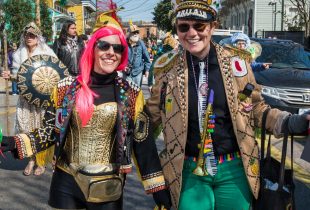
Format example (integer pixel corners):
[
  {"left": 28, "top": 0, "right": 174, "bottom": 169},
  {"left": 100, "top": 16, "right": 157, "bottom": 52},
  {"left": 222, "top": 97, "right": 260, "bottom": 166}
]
[{"left": 49, "top": 168, "right": 123, "bottom": 210}]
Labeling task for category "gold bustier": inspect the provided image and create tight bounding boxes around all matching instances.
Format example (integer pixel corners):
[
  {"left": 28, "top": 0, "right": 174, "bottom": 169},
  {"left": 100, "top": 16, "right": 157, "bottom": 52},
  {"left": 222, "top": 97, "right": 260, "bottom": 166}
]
[{"left": 62, "top": 102, "right": 118, "bottom": 167}]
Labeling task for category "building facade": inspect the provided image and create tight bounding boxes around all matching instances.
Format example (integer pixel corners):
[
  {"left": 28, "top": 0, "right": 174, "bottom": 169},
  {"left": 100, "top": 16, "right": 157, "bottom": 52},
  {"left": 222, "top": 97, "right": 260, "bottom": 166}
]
[
  {"left": 122, "top": 21, "right": 158, "bottom": 39},
  {"left": 46, "top": 0, "right": 96, "bottom": 40},
  {"left": 220, "top": 0, "right": 301, "bottom": 37}
]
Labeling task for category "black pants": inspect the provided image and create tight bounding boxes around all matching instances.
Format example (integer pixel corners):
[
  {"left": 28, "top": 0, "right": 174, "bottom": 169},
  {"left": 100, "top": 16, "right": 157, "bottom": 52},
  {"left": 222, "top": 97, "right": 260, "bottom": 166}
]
[{"left": 49, "top": 168, "right": 123, "bottom": 210}]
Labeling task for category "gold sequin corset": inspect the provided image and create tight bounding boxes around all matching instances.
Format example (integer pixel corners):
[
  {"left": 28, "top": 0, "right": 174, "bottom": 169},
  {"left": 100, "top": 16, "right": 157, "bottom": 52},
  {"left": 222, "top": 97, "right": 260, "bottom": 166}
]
[{"left": 63, "top": 102, "right": 118, "bottom": 166}]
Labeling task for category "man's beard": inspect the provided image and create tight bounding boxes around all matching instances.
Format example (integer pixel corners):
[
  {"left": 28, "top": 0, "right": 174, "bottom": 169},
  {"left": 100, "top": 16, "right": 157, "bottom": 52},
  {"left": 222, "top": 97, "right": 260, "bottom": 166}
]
[{"left": 130, "top": 35, "right": 139, "bottom": 43}]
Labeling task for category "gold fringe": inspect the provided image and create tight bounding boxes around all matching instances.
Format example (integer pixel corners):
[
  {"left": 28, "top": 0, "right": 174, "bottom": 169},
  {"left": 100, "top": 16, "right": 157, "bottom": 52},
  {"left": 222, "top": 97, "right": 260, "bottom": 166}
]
[{"left": 35, "top": 145, "right": 55, "bottom": 167}]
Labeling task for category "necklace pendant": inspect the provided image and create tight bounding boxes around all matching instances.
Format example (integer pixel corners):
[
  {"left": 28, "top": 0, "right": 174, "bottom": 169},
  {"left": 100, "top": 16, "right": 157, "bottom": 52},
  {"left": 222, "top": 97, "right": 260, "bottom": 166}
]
[{"left": 199, "top": 83, "right": 208, "bottom": 96}]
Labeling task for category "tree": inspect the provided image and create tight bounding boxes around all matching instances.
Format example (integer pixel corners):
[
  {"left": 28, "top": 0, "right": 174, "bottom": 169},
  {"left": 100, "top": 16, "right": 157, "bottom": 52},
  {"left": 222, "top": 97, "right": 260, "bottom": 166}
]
[
  {"left": 152, "top": 0, "right": 175, "bottom": 33},
  {"left": 3, "top": 0, "right": 33, "bottom": 44},
  {"left": 40, "top": 0, "right": 53, "bottom": 41},
  {"left": 288, "top": 0, "right": 310, "bottom": 36},
  {"left": 3, "top": 0, "right": 53, "bottom": 44}
]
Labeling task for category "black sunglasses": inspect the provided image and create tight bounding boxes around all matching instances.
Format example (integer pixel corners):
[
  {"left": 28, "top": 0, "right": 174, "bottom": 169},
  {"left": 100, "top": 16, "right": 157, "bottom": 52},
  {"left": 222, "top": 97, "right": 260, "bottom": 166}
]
[
  {"left": 95, "top": 40, "right": 125, "bottom": 54},
  {"left": 176, "top": 22, "right": 209, "bottom": 33}
]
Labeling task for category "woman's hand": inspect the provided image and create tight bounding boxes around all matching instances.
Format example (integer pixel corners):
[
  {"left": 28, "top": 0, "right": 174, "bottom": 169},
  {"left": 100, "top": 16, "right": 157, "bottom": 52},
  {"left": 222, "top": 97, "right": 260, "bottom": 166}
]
[
  {"left": 1, "top": 70, "right": 11, "bottom": 79},
  {"left": 153, "top": 189, "right": 172, "bottom": 210}
]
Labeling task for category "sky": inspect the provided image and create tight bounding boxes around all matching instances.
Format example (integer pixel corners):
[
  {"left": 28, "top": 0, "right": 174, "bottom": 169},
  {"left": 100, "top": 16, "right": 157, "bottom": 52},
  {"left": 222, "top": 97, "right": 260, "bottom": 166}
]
[{"left": 114, "top": 0, "right": 162, "bottom": 22}]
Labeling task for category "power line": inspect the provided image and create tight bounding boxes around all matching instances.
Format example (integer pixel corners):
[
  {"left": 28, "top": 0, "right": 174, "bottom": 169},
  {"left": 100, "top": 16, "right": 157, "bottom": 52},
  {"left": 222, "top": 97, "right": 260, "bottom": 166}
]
[
  {"left": 121, "top": 6, "right": 155, "bottom": 18},
  {"left": 122, "top": 0, "right": 152, "bottom": 12}
]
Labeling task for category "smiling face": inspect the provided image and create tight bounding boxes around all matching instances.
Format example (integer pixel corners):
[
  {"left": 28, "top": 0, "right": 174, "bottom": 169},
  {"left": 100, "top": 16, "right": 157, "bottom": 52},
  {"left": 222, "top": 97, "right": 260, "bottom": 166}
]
[
  {"left": 176, "top": 19, "right": 216, "bottom": 59},
  {"left": 93, "top": 35, "right": 123, "bottom": 75}
]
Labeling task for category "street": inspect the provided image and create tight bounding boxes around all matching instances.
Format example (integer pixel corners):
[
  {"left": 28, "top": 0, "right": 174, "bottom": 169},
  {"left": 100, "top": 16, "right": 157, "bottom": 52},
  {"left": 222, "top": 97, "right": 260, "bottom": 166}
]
[{"left": 0, "top": 77, "right": 310, "bottom": 210}]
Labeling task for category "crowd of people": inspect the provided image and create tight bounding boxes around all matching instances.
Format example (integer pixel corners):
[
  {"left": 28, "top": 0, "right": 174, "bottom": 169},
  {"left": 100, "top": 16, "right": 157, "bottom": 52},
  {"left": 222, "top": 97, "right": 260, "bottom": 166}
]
[{"left": 0, "top": 0, "right": 310, "bottom": 210}]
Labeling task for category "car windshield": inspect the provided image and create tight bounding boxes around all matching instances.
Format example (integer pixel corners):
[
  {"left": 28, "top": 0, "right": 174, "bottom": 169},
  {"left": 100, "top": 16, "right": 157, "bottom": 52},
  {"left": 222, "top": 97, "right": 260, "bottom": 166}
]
[{"left": 256, "top": 41, "right": 310, "bottom": 69}]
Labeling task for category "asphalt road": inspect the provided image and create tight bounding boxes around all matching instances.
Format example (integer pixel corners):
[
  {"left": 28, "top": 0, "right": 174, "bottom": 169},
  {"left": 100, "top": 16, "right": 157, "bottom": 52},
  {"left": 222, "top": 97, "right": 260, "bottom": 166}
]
[{"left": 0, "top": 78, "right": 309, "bottom": 210}]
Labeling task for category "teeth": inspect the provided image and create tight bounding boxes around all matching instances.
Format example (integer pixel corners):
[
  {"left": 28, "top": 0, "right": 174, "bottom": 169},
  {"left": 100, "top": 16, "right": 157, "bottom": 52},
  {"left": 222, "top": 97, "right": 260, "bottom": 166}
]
[
  {"left": 103, "top": 59, "right": 114, "bottom": 64},
  {"left": 187, "top": 39, "right": 199, "bottom": 44}
]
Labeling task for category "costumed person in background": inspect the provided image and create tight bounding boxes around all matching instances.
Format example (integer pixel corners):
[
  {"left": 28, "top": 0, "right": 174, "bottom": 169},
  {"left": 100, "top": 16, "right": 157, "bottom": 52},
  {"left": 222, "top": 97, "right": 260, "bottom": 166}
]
[
  {"left": 148, "top": 32, "right": 178, "bottom": 93},
  {"left": 125, "top": 22, "right": 151, "bottom": 87},
  {"left": 53, "top": 20, "right": 84, "bottom": 76},
  {"left": 1, "top": 22, "right": 56, "bottom": 176},
  {"left": 230, "top": 32, "right": 271, "bottom": 72},
  {"left": 7, "top": 42, "right": 18, "bottom": 95},
  {"left": 0, "top": 14, "right": 171, "bottom": 210},
  {"left": 146, "top": 0, "right": 310, "bottom": 209}
]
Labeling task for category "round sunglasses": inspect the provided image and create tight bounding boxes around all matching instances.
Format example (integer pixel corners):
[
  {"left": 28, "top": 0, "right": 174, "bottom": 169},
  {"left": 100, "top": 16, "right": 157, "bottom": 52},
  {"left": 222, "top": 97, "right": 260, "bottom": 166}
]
[
  {"left": 176, "top": 22, "right": 210, "bottom": 33},
  {"left": 95, "top": 40, "right": 125, "bottom": 54}
]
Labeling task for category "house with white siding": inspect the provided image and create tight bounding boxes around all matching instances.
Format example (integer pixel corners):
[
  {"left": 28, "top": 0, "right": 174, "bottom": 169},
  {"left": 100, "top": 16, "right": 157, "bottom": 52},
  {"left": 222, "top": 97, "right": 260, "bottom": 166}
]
[{"left": 219, "top": 0, "right": 300, "bottom": 37}]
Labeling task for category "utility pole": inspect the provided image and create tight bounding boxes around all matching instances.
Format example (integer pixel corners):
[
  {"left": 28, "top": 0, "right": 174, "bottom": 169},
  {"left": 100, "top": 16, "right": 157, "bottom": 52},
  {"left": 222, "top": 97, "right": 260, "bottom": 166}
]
[
  {"left": 35, "top": 0, "right": 41, "bottom": 27},
  {"left": 274, "top": 3, "right": 277, "bottom": 31},
  {"left": 281, "top": 0, "right": 284, "bottom": 31}
]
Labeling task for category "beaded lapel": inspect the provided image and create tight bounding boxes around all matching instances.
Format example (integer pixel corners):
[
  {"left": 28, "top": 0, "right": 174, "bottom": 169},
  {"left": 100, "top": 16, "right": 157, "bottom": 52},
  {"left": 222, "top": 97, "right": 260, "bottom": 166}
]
[{"left": 175, "top": 50, "right": 188, "bottom": 127}]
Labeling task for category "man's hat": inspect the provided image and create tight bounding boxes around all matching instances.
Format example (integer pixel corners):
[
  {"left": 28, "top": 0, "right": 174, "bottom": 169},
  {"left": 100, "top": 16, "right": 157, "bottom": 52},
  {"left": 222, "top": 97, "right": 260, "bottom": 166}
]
[
  {"left": 128, "top": 20, "right": 140, "bottom": 33},
  {"left": 172, "top": 0, "right": 222, "bottom": 22}
]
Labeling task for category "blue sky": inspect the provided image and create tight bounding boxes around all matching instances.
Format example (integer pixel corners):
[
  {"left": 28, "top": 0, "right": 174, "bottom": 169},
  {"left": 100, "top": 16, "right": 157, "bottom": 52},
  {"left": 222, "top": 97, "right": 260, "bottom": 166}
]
[{"left": 115, "top": 0, "right": 162, "bottom": 22}]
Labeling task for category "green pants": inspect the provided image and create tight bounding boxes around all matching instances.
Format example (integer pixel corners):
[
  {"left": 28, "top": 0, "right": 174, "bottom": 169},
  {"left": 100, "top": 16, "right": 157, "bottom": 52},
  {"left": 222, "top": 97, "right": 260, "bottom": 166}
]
[{"left": 179, "top": 158, "right": 252, "bottom": 210}]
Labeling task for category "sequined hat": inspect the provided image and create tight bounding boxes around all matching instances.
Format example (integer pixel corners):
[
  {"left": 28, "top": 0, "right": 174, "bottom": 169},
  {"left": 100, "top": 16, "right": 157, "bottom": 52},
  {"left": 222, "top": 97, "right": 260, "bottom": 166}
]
[
  {"left": 23, "top": 22, "right": 42, "bottom": 36},
  {"left": 172, "top": 0, "right": 222, "bottom": 22}
]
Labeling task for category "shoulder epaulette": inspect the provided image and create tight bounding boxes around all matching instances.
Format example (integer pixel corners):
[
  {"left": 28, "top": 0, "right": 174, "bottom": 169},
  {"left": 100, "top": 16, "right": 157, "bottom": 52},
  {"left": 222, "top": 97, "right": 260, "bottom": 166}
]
[
  {"left": 154, "top": 50, "right": 179, "bottom": 75},
  {"left": 224, "top": 45, "right": 252, "bottom": 60}
]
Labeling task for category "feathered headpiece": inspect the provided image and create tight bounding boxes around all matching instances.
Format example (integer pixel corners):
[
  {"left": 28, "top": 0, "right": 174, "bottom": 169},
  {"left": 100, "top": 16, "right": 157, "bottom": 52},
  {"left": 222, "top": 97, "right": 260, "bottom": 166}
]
[{"left": 93, "top": 0, "right": 123, "bottom": 33}]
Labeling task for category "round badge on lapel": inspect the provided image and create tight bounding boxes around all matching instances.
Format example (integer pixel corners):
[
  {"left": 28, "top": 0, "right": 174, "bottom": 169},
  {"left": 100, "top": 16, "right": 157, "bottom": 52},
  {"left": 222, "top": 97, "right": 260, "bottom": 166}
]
[
  {"left": 17, "top": 55, "right": 69, "bottom": 108},
  {"left": 231, "top": 56, "right": 248, "bottom": 77}
]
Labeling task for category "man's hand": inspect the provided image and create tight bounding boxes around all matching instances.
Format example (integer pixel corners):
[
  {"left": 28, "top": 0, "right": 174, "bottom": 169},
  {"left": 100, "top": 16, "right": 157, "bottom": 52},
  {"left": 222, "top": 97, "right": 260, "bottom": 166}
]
[
  {"left": 284, "top": 113, "right": 310, "bottom": 134},
  {"left": 1, "top": 70, "right": 11, "bottom": 79},
  {"left": 144, "top": 71, "right": 149, "bottom": 79},
  {"left": 263, "top": 63, "right": 272, "bottom": 69}
]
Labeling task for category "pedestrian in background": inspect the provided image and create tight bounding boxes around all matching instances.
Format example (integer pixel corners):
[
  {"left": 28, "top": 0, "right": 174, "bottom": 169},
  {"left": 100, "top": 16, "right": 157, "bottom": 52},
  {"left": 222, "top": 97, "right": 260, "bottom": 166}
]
[
  {"left": 125, "top": 23, "right": 151, "bottom": 87},
  {"left": 7, "top": 42, "right": 18, "bottom": 95},
  {"left": 53, "top": 21, "right": 84, "bottom": 76},
  {"left": 79, "top": 34, "right": 89, "bottom": 48},
  {"left": 231, "top": 32, "right": 272, "bottom": 72},
  {"left": 1, "top": 22, "right": 56, "bottom": 176}
]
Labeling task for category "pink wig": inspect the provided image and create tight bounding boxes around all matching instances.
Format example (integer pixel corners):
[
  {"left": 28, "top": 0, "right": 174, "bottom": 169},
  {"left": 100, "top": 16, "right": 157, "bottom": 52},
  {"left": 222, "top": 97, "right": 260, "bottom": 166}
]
[{"left": 76, "top": 26, "right": 128, "bottom": 126}]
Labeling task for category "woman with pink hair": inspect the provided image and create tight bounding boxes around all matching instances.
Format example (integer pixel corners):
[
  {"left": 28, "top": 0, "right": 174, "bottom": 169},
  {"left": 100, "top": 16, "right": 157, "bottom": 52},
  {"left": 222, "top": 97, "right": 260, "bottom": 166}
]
[{"left": 1, "top": 15, "right": 171, "bottom": 210}]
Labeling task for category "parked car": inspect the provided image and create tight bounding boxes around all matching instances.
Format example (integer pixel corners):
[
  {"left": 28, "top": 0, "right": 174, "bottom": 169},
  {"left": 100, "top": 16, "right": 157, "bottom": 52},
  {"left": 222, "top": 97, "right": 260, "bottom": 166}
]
[
  {"left": 252, "top": 38, "right": 310, "bottom": 114},
  {"left": 212, "top": 35, "right": 310, "bottom": 114}
]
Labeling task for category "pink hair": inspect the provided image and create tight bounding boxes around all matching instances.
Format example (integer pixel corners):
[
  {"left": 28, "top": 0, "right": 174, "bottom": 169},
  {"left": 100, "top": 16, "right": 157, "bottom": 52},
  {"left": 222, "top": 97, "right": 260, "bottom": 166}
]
[{"left": 76, "top": 26, "right": 128, "bottom": 127}]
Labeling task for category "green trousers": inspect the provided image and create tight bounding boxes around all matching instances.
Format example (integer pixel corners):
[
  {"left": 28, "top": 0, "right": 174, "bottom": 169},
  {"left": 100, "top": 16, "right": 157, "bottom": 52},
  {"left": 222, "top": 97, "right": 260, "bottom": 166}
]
[{"left": 179, "top": 158, "right": 252, "bottom": 210}]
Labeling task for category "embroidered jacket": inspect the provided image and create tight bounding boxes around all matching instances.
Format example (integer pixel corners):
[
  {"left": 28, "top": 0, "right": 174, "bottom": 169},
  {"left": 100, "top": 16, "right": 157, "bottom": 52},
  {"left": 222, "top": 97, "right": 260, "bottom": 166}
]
[
  {"left": 14, "top": 75, "right": 166, "bottom": 194},
  {"left": 146, "top": 43, "right": 290, "bottom": 208}
]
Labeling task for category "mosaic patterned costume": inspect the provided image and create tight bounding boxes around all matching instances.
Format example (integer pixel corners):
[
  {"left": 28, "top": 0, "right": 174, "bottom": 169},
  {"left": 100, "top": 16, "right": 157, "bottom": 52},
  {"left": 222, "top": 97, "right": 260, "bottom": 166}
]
[{"left": 146, "top": 43, "right": 289, "bottom": 209}]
